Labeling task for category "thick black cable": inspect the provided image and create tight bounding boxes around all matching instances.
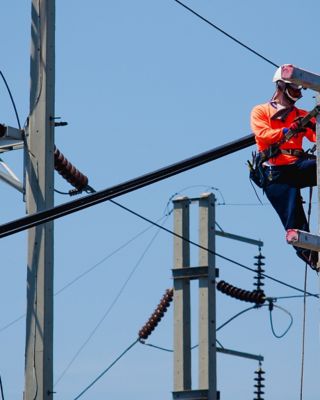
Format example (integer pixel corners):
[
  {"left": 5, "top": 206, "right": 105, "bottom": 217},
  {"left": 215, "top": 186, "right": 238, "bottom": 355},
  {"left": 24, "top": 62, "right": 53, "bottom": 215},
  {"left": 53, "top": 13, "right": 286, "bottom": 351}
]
[
  {"left": 72, "top": 339, "right": 139, "bottom": 400},
  {"left": 0, "top": 70, "right": 21, "bottom": 130},
  {"left": 0, "top": 133, "right": 255, "bottom": 239},
  {"left": 173, "top": 0, "right": 279, "bottom": 68},
  {"left": 9, "top": 133, "right": 309, "bottom": 295},
  {"left": 0, "top": 376, "right": 4, "bottom": 400}
]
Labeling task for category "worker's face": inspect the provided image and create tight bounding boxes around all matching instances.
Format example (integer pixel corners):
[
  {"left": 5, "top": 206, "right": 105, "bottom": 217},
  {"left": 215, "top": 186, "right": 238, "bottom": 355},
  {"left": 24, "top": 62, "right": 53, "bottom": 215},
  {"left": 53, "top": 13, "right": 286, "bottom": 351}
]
[
  {"left": 286, "top": 84, "right": 302, "bottom": 100},
  {"left": 277, "top": 81, "right": 302, "bottom": 102}
]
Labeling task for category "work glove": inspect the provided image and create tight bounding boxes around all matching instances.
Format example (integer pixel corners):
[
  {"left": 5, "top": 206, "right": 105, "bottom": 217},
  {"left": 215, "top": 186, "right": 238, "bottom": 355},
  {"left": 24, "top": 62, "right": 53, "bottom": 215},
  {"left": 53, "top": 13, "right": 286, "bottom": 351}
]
[
  {"left": 290, "top": 116, "right": 316, "bottom": 133},
  {"left": 288, "top": 119, "right": 306, "bottom": 136}
]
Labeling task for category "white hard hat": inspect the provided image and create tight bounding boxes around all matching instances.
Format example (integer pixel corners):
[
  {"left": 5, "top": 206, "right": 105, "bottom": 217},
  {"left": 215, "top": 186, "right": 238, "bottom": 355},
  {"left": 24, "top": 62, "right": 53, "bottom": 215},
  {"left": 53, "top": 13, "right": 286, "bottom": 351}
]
[{"left": 272, "top": 65, "right": 292, "bottom": 83}]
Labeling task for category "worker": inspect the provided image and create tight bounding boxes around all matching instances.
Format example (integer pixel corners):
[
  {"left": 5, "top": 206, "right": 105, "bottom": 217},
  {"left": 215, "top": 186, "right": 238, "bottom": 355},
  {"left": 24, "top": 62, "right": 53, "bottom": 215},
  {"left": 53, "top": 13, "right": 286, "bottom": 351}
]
[{"left": 250, "top": 65, "right": 318, "bottom": 271}]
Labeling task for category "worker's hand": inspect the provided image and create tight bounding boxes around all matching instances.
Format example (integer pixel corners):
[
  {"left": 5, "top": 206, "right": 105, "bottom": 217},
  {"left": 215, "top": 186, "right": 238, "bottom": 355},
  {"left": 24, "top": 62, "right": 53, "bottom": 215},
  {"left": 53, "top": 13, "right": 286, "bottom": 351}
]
[
  {"left": 291, "top": 116, "right": 316, "bottom": 133},
  {"left": 288, "top": 119, "right": 306, "bottom": 136}
]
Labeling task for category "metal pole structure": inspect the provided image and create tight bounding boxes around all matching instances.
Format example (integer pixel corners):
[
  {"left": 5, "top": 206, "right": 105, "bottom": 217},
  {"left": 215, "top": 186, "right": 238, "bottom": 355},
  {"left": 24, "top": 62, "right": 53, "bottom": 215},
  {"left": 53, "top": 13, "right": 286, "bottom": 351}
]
[
  {"left": 24, "top": 0, "right": 55, "bottom": 399},
  {"left": 173, "top": 197, "right": 192, "bottom": 392},
  {"left": 198, "top": 193, "right": 217, "bottom": 400}
]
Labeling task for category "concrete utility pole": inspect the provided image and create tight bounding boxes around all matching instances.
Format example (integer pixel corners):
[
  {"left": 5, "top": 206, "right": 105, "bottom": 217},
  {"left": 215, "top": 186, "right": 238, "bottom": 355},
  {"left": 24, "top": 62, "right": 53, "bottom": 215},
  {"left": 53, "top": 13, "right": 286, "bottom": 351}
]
[
  {"left": 24, "top": 0, "right": 55, "bottom": 399},
  {"left": 172, "top": 193, "right": 264, "bottom": 400},
  {"left": 172, "top": 193, "right": 218, "bottom": 400}
]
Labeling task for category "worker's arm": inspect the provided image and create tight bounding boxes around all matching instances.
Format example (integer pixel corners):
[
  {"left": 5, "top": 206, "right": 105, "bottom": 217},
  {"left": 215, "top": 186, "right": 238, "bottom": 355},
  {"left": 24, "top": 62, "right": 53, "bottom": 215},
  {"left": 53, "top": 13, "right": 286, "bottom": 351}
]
[
  {"left": 250, "top": 105, "right": 284, "bottom": 146},
  {"left": 304, "top": 118, "right": 316, "bottom": 143}
]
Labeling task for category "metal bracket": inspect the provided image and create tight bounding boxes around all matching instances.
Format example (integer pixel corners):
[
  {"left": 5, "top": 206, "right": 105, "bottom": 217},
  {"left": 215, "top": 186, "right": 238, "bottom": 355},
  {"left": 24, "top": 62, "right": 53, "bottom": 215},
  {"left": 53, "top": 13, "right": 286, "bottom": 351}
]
[
  {"left": 216, "top": 346, "right": 263, "bottom": 362},
  {"left": 0, "top": 159, "right": 23, "bottom": 193},
  {"left": 172, "top": 266, "right": 219, "bottom": 280},
  {"left": 172, "top": 389, "right": 208, "bottom": 400}
]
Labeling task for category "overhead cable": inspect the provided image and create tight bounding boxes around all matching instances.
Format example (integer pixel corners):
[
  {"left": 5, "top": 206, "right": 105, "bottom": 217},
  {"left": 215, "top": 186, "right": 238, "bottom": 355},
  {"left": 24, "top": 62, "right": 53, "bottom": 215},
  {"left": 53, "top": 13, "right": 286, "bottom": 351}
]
[
  {"left": 0, "top": 215, "right": 168, "bottom": 335},
  {"left": 72, "top": 288, "right": 173, "bottom": 399},
  {"left": 73, "top": 339, "right": 139, "bottom": 400},
  {"left": 0, "top": 133, "right": 255, "bottom": 238},
  {"left": 0, "top": 70, "right": 21, "bottom": 130},
  {"left": 0, "top": 375, "right": 4, "bottom": 400},
  {"left": 173, "top": 0, "right": 279, "bottom": 68},
  {"left": 110, "top": 200, "right": 319, "bottom": 298}
]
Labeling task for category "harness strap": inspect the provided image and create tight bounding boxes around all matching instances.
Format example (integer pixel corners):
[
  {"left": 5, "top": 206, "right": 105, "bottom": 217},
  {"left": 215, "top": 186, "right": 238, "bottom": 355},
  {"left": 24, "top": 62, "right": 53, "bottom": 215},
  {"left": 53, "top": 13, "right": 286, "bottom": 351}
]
[
  {"left": 259, "top": 147, "right": 306, "bottom": 161},
  {"left": 279, "top": 149, "right": 306, "bottom": 157}
]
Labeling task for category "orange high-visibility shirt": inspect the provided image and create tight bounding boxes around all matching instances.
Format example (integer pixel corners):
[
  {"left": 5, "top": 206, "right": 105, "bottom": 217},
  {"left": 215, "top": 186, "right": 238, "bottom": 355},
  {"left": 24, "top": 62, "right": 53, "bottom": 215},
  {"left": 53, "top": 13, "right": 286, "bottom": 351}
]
[{"left": 250, "top": 102, "right": 316, "bottom": 166}]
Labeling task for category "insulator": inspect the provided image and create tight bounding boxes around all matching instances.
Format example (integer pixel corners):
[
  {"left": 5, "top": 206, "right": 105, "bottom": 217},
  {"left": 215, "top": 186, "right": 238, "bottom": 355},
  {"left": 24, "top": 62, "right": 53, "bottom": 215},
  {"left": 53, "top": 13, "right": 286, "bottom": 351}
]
[
  {"left": 54, "top": 146, "right": 89, "bottom": 190},
  {"left": 254, "top": 364, "right": 265, "bottom": 400},
  {"left": 138, "top": 288, "right": 174, "bottom": 341},
  {"left": 216, "top": 280, "right": 265, "bottom": 305},
  {"left": 253, "top": 250, "right": 265, "bottom": 294}
]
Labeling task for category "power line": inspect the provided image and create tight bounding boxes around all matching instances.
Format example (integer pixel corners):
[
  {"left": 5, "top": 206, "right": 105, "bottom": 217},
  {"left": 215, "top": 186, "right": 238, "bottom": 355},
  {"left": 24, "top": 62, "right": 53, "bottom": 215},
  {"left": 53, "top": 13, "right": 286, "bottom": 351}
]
[
  {"left": 0, "top": 375, "right": 4, "bottom": 400},
  {"left": 0, "top": 70, "right": 21, "bottom": 130},
  {"left": 268, "top": 303, "right": 293, "bottom": 339},
  {"left": 72, "top": 339, "right": 139, "bottom": 400},
  {"left": 173, "top": 0, "right": 279, "bottom": 68},
  {"left": 111, "top": 199, "right": 319, "bottom": 298},
  {"left": 0, "top": 215, "right": 168, "bottom": 334},
  {"left": 0, "top": 133, "right": 255, "bottom": 239}
]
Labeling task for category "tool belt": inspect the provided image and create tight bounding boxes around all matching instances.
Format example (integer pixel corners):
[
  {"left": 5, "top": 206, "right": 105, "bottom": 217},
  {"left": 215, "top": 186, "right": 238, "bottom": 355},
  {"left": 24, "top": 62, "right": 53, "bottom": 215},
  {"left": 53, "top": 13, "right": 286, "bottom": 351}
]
[
  {"left": 258, "top": 147, "right": 307, "bottom": 164},
  {"left": 247, "top": 148, "right": 311, "bottom": 189}
]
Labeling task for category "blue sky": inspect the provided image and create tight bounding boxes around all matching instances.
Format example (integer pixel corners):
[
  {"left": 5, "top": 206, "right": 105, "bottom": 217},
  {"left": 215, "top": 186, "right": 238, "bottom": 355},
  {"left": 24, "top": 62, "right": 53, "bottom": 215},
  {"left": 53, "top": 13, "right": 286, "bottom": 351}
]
[{"left": 1, "top": 1, "right": 320, "bottom": 399}]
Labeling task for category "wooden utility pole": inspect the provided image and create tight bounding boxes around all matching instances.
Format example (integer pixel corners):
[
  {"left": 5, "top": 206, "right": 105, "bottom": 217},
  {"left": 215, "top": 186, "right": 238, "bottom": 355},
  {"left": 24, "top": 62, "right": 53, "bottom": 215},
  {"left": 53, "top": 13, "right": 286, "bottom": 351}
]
[{"left": 24, "top": 0, "right": 55, "bottom": 399}]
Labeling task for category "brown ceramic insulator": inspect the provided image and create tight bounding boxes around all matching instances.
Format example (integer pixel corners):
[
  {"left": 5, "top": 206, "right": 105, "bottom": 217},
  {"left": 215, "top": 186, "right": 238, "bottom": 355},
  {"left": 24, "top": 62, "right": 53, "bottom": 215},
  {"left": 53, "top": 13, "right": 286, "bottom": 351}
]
[
  {"left": 54, "top": 146, "right": 88, "bottom": 190},
  {"left": 217, "top": 280, "right": 265, "bottom": 305},
  {"left": 138, "top": 288, "right": 174, "bottom": 340}
]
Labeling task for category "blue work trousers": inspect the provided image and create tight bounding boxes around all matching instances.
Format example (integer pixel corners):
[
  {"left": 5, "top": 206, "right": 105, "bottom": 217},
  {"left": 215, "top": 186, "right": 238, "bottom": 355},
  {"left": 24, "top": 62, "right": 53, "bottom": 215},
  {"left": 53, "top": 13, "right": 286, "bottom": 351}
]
[{"left": 263, "top": 158, "right": 316, "bottom": 232}]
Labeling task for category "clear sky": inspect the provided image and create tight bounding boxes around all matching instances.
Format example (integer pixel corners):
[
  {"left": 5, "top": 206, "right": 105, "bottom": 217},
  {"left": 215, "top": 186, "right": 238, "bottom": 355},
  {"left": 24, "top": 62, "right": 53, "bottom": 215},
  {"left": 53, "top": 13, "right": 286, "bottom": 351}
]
[{"left": 1, "top": 1, "right": 320, "bottom": 399}]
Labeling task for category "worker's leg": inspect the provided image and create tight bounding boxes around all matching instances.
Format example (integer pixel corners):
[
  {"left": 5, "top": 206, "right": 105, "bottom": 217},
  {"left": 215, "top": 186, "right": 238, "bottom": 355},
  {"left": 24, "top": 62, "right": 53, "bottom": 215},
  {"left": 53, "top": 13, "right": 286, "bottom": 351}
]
[
  {"left": 264, "top": 173, "right": 318, "bottom": 268},
  {"left": 294, "top": 158, "right": 317, "bottom": 189},
  {"left": 264, "top": 181, "right": 308, "bottom": 231}
]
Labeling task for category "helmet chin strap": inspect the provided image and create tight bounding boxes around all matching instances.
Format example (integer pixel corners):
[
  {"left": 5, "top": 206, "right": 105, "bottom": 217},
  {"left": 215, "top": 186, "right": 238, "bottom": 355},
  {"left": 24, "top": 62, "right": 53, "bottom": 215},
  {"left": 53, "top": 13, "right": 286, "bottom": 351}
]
[
  {"left": 285, "top": 87, "right": 301, "bottom": 102},
  {"left": 271, "top": 88, "right": 295, "bottom": 108}
]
